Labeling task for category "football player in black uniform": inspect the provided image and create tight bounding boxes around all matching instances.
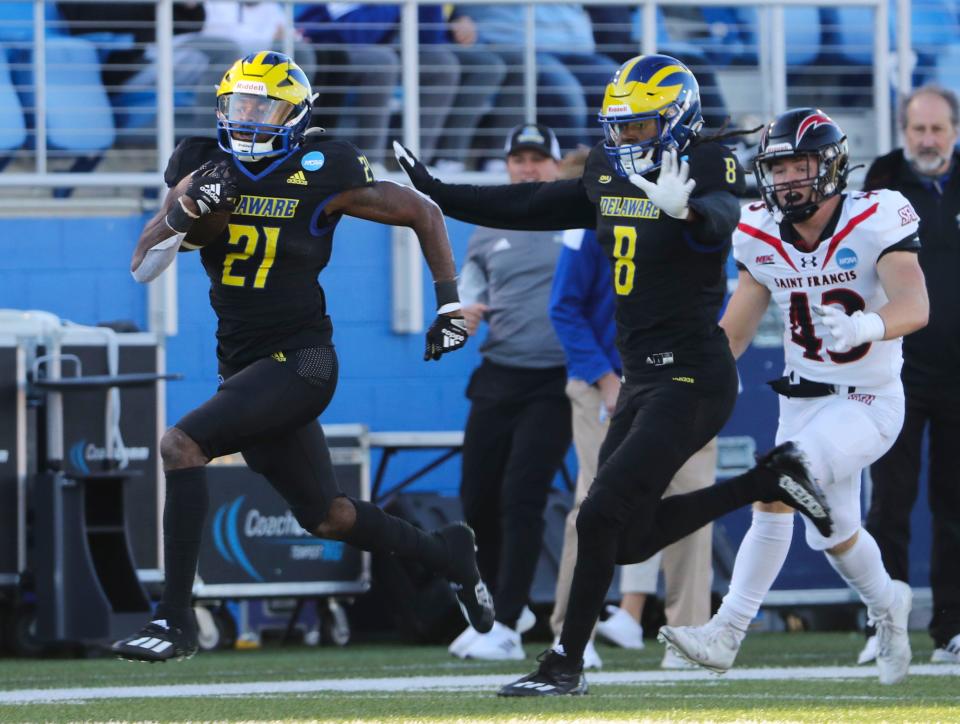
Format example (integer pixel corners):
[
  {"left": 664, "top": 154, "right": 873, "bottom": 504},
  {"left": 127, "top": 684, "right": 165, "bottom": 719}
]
[
  {"left": 114, "top": 52, "right": 494, "bottom": 662},
  {"left": 394, "top": 54, "right": 835, "bottom": 695}
]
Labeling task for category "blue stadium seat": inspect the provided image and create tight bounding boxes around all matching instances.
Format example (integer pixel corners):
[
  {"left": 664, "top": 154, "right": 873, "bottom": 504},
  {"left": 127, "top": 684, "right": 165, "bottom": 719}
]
[
  {"left": 732, "top": 7, "right": 821, "bottom": 67},
  {"left": 0, "top": 2, "right": 115, "bottom": 169},
  {"left": 0, "top": 48, "right": 28, "bottom": 167}
]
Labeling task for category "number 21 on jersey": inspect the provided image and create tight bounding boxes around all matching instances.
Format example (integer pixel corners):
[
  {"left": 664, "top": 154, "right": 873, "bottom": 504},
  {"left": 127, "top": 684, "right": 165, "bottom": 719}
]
[
  {"left": 613, "top": 225, "right": 637, "bottom": 295},
  {"left": 222, "top": 224, "right": 280, "bottom": 289}
]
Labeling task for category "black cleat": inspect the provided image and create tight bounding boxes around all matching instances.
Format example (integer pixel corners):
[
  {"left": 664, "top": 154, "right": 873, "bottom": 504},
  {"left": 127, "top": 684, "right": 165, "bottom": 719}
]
[
  {"left": 498, "top": 649, "right": 588, "bottom": 697},
  {"left": 112, "top": 617, "right": 198, "bottom": 663},
  {"left": 756, "top": 441, "right": 834, "bottom": 538},
  {"left": 437, "top": 523, "right": 495, "bottom": 634}
]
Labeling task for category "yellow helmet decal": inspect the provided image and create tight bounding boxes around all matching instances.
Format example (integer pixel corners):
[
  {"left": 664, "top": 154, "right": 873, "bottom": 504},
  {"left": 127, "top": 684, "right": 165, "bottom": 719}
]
[
  {"left": 602, "top": 62, "right": 687, "bottom": 116},
  {"left": 217, "top": 52, "right": 311, "bottom": 106}
]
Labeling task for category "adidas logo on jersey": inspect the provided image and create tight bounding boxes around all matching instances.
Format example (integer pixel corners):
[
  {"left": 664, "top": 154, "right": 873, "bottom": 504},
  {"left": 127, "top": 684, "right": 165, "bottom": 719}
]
[{"left": 287, "top": 171, "right": 308, "bottom": 185}]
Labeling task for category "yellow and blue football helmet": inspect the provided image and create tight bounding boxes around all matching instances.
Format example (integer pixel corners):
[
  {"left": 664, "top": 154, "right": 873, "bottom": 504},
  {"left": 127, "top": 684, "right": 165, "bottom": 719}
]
[
  {"left": 598, "top": 54, "right": 703, "bottom": 177},
  {"left": 216, "top": 51, "right": 317, "bottom": 161}
]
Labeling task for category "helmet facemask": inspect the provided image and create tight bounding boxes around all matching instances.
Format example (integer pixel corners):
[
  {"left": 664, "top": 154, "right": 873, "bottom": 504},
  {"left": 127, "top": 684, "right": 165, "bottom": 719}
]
[
  {"left": 598, "top": 55, "right": 704, "bottom": 178},
  {"left": 601, "top": 107, "right": 686, "bottom": 177},
  {"left": 217, "top": 93, "right": 309, "bottom": 162},
  {"left": 215, "top": 52, "right": 317, "bottom": 162},
  {"left": 754, "top": 142, "right": 848, "bottom": 224}
]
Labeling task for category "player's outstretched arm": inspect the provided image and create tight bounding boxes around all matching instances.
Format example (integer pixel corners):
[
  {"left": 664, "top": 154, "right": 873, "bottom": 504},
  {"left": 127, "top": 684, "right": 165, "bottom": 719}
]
[
  {"left": 328, "top": 180, "right": 469, "bottom": 361},
  {"left": 720, "top": 269, "right": 771, "bottom": 359},
  {"left": 393, "top": 141, "right": 595, "bottom": 231}
]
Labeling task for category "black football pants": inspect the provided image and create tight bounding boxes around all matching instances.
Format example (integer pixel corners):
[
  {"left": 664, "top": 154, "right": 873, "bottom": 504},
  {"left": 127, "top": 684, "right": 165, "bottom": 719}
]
[
  {"left": 560, "top": 349, "right": 747, "bottom": 661},
  {"left": 177, "top": 346, "right": 342, "bottom": 526},
  {"left": 459, "top": 362, "right": 572, "bottom": 629}
]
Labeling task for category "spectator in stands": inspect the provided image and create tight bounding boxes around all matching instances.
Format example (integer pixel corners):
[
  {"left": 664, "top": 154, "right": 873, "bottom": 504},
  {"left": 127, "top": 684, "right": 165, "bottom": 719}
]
[
  {"left": 586, "top": 6, "right": 730, "bottom": 129},
  {"left": 57, "top": 2, "right": 241, "bottom": 138},
  {"left": 453, "top": 3, "right": 619, "bottom": 153},
  {"left": 446, "top": 124, "right": 572, "bottom": 661},
  {"left": 297, "top": 4, "right": 506, "bottom": 167},
  {"left": 201, "top": 2, "right": 317, "bottom": 84},
  {"left": 858, "top": 85, "right": 960, "bottom": 666},
  {"left": 547, "top": 151, "right": 714, "bottom": 672}
]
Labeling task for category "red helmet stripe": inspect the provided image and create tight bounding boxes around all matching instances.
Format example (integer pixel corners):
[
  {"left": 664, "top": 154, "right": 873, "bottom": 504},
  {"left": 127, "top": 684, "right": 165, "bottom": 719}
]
[{"left": 796, "top": 113, "right": 837, "bottom": 146}]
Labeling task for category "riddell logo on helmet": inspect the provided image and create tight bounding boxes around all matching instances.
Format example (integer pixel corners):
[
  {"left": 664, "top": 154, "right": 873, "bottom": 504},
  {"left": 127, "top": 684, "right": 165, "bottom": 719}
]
[
  {"left": 605, "top": 104, "right": 631, "bottom": 115},
  {"left": 234, "top": 80, "right": 268, "bottom": 95}
]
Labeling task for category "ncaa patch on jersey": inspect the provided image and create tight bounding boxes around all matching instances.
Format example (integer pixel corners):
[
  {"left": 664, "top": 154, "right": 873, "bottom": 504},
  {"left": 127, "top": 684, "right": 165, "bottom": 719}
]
[
  {"left": 835, "top": 248, "right": 858, "bottom": 270},
  {"left": 302, "top": 151, "right": 325, "bottom": 172}
]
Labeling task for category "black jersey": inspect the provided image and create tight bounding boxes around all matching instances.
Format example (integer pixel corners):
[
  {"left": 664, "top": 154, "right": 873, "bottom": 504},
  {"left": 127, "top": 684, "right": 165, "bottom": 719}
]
[
  {"left": 581, "top": 141, "right": 746, "bottom": 376},
  {"left": 165, "top": 136, "right": 376, "bottom": 366},
  {"left": 413, "top": 138, "right": 745, "bottom": 378}
]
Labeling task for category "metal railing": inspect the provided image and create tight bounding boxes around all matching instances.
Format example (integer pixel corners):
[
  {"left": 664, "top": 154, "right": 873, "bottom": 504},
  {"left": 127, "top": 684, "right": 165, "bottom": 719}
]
[{"left": 0, "top": 0, "right": 919, "bottom": 192}]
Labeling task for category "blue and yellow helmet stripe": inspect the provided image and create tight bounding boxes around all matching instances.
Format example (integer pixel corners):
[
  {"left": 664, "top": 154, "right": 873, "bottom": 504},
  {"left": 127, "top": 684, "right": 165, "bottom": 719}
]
[
  {"left": 601, "top": 56, "right": 695, "bottom": 119},
  {"left": 217, "top": 51, "right": 312, "bottom": 106}
]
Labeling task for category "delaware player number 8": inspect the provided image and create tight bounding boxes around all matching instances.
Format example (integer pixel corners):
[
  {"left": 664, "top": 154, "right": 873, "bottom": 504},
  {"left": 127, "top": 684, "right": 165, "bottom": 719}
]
[
  {"left": 222, "top": 224, "right": 280, "bottom": 289},
  {"left": 613, "top": 225, "right": 637, "bottom": 295}
]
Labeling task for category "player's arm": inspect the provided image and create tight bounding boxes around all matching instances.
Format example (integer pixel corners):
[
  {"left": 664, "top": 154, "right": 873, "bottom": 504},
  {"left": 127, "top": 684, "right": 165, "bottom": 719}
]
[
  {"left": 326, "top": 179, "right": 468, "bottom": 361},
  {"left": 719, "top": 269, "right": 771, "bottom": 359},
  {"left": 815, "top": 252, "right": 928, "bottom": 353},
  {"left": 875, "top": 251, "right": 929, "bottom": 338},
  {"left": 394, "top": 141, "right": 596, "bottom": 230},
  {"left": 130, "top": 161, "right": 238, "bottom": 281},
  {"left": 130, "top": 174, "right": 193, "bottom": 274},
  {"left": 328, "top": 179, "right": 457, "bottom": 285}
]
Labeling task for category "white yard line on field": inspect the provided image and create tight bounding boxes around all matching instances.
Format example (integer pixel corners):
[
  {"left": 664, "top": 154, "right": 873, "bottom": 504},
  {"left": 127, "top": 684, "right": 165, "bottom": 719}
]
[{"left": 0, "top": 664, "right": 957, "bottom": 705}]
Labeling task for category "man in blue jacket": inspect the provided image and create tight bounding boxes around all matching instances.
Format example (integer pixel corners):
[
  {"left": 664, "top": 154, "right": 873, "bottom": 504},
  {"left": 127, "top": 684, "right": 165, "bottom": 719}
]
[{"left": 549, "top": 213, "right": 717, "bottom": 670}]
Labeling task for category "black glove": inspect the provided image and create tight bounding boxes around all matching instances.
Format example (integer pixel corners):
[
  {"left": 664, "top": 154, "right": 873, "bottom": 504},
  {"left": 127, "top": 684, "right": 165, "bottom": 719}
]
[
  {"left": 166, "top": 161, "right": 240, "bottom": 233},
  {"left": 424, "top": 315, "right": 468, "bottom": 361},
  {"left": 185, "top": 160, "right": 240, "bottom": 215},
  {"left": 393, "top": 140, "right": 439, "bottom": 195}
]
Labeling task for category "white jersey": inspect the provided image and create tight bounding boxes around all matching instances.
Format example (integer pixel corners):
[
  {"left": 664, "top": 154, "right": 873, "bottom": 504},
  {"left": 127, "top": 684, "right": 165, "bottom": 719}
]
[{"left": 733, "top": 190, "right": 920, "bottom": 387}]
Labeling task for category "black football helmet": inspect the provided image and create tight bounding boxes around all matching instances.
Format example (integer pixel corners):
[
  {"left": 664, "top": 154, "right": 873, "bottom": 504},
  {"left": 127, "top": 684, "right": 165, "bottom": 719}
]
[{"left": 754, "top": 108, "right": 849, "bottom": 223}]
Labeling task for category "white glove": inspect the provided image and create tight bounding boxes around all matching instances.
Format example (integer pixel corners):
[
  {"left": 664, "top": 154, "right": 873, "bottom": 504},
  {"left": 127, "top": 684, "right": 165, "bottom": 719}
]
[
  {"left": 628, "top": 149, "right": 696, "bottom": 220},
  {"left": 813, "top": 305, "right": 885, "bottom": 353}
]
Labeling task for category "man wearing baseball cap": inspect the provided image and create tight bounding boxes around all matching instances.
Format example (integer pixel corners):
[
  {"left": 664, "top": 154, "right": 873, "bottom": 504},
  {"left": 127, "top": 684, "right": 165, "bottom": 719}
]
[{"left": 447, "top": 123, "right": 571, "bottom": 662}]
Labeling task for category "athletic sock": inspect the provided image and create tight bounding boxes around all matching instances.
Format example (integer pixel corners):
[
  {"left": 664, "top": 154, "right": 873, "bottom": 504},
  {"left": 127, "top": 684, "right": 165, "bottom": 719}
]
[
  {"left": 159, "top": 466, "right": 208, "bottom": 618},
  {"left": 825, "top": 528, "right": 895, "bottom": 614},
  {"left": 715, "top": 511, "right": 794, "bottom": 633},
  {"left": 344, "top": 498, "right": 449, "bottom": 572}
]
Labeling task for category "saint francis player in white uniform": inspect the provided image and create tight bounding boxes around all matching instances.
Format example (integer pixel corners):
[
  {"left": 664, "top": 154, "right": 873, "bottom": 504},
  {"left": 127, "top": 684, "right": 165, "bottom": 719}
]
[{"left": 659, "top": 109, "right": 929, "bottom": 685}]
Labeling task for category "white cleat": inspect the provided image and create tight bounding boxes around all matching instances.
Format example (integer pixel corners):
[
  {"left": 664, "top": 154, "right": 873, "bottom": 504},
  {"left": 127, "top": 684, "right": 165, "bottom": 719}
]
[
  {"left": 661, "top": 645, "right": 699, "bottom": 669},
  {"left": 448, "top": 625, "right": 480, "bottom": 659},
  {"left": 931, "top": 633, "right": 960, "bottom": 664},
  {"left": 857, "top": 634, "right": 878, "bottom": 665},
  {"left": 515, "top": 606, "right": 537, "bottom": 636},
  {"left": 872, "top": 580, "right": 912, "bottom": 685},
  {"left": 595, "top": 605, "right": 645, "bottom": 649},
  {"left": 657, "top": 619, "right": 743, "bottom": 674},
  {"left": 462, "top": 621, "right": 526, "bottom": 661}
]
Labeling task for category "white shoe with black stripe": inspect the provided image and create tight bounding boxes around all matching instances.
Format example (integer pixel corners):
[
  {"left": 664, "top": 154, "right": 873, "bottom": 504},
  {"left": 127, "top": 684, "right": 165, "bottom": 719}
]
[{"left": 112, "top": 619, "right": 198, "bottom": 663}]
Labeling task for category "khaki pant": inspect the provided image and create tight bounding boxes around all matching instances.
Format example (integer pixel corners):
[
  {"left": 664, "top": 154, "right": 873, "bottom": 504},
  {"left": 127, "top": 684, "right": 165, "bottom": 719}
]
[{"left": 550, "top": 379, "right": 717, "bottom": 635}]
